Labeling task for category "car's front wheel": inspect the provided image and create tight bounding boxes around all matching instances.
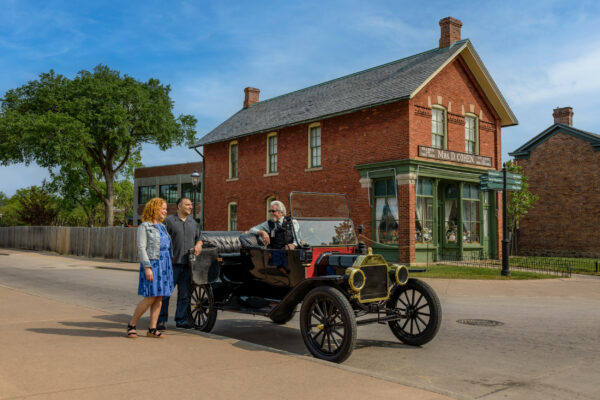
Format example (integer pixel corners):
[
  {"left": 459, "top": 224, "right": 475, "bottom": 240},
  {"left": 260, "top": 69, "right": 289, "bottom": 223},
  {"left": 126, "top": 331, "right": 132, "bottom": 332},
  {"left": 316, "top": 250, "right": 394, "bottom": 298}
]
[
  {"left": 386, "top": 278, "right": 442, "bottom": 346},
  {"left": 300, "top": 286, "right": 356, "bottom": 363},
  {"left": 190, "top": 284, "right": 217, "bottom": 332}
]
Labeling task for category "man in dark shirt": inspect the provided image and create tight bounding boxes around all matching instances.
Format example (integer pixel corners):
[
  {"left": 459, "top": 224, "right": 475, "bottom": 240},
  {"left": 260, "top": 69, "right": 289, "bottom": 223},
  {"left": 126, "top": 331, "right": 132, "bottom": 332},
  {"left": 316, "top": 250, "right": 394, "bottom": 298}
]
[{"left": 157, "top": 197, "right": 202, "bottom": 330}]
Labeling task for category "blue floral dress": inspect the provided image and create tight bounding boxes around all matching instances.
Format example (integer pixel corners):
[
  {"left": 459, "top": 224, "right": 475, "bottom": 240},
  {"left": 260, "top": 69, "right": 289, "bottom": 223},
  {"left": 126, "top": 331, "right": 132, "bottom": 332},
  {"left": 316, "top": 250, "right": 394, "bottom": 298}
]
[{"left": 138, "top": 224, "right": 174, "bottom": 297}]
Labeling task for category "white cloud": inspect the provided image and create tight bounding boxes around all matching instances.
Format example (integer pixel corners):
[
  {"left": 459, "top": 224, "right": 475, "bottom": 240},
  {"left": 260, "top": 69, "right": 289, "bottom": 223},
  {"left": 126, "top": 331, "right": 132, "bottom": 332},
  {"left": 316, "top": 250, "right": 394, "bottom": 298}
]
[{"left": 504, "top": 44, "right": 600, "bottom": 105}]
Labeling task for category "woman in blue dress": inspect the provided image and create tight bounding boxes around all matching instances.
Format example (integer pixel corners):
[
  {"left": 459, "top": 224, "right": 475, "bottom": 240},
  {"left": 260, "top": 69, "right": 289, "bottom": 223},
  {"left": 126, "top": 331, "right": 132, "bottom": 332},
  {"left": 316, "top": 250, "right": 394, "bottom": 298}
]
[{"left": 127, "top": 198, "right": 174, "bottom": 338}]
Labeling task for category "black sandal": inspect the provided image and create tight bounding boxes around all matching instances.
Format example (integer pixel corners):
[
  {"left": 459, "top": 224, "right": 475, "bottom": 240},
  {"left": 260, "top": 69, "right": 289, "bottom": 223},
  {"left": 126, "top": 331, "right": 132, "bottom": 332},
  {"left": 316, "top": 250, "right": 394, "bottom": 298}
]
[
  {"left": 127, "top": 324, "right": 137, "bottom": 338},
  {"left": 147, "top": 328, "right": 164, "bottom": 338}
]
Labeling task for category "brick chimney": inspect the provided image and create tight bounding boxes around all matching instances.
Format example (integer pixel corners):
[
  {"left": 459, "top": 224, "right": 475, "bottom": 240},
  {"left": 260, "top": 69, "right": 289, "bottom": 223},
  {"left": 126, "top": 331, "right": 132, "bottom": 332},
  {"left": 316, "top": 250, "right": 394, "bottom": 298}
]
[
  {"left": 439, "top": 17, "right": 463, "bottom": 48},
  {"left": 243, "top": 87, "right": 260, "bottom": 109},
  {"left": 553, "top": 107, "right": 574, "bottom": 126}
]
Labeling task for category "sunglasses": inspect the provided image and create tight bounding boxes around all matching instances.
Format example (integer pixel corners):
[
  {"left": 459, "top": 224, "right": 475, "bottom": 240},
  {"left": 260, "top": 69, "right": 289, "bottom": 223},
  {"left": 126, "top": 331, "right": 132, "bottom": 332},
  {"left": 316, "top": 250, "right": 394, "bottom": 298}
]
[{"left": 269, "top": 209, "right": 279, "bottom": 213}]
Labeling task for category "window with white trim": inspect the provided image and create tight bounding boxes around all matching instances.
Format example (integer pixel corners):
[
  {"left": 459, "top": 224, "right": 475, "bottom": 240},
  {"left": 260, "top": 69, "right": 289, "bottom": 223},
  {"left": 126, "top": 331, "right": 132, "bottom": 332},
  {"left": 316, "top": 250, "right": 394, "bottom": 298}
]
[
  {"left": 309, "top": 125, "right": 321, "bottom": 168},
  {"left": 229, "top": 141, "right": 238, "bottom": 179},
  {"left": 432, "top": 107, "right": 446, "bottom": 149},
  {"left": 228, "top": 202, "right": 237, "bottom": 231},
  {"left": 267, "top": 133, "right": 277, "bottom": 173},
  {"left": 465, "top": 115, "right": 478, "bottom": 154}
]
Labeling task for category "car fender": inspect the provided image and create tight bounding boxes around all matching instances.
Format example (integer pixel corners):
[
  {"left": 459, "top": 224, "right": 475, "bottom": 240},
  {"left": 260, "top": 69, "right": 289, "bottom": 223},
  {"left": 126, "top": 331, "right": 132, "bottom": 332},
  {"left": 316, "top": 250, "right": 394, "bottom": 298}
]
[{"left": 267, "top": 276, "right": 346, "bottom": 321}]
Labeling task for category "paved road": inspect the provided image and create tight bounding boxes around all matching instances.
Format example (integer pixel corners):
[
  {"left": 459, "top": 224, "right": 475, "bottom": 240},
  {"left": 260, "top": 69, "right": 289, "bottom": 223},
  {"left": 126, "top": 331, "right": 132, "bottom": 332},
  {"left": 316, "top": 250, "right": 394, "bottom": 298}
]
[{"left": 1, "top": 249, "right": 599, "bottom": 399}]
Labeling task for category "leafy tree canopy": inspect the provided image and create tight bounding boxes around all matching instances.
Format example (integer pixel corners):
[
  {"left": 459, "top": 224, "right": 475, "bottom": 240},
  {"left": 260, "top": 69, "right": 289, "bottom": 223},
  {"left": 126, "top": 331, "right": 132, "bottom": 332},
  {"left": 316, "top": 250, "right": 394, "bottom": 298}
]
[
  {"left": 0, "top": 183, "right": 59, "bottom": 226},
  {"left": 506, "top": 160, "right": 539, "bottom": 254},
  {"left": 0, "top": 65, "right": 196, "bottom": 225}
]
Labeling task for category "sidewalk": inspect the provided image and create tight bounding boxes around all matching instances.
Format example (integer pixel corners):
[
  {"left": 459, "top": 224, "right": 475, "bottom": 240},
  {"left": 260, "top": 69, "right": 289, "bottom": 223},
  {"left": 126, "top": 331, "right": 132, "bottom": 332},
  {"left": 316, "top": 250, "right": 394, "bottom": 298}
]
[{"left": 0, "top": 271, "right": 451, "bottom": 399}]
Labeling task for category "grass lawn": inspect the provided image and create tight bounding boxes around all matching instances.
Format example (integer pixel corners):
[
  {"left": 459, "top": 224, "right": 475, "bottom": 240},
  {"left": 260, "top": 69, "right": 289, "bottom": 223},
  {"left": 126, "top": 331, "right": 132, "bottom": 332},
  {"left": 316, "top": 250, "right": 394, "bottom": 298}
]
[
  {"left": 510, "top": 256, "right": 599, "bottom": 275},
  {"left": 410, "top": 264, "right": 561, "bottom": 280}
]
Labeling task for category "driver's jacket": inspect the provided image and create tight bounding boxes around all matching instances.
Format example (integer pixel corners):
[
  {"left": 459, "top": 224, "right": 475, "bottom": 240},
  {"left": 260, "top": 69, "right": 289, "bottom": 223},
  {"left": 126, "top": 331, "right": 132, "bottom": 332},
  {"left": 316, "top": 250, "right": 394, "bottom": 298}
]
[{"left": 249, "top": 218, "right": 299, "bottom": 249}]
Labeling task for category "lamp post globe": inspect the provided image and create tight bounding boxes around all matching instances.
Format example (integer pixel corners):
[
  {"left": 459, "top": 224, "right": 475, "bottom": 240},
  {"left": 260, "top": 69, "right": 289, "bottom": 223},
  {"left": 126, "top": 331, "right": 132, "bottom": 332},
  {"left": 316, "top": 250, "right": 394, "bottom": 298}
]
[{"left": 191, "top": 170, "right": 200, "bottom": 222}]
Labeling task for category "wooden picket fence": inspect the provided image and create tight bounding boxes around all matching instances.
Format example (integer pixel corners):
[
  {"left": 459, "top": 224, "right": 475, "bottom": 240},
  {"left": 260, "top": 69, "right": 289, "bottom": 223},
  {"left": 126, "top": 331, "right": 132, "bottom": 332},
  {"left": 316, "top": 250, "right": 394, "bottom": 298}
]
[{"left": 0, "top": 226, "right": 138, "bottom": 262}]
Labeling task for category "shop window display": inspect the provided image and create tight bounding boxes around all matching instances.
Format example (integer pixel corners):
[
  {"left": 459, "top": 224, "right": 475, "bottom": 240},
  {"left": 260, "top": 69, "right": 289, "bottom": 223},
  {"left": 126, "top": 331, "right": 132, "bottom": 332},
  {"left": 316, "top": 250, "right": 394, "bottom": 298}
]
[
  {"left": 415, "top": 178, "right": 433, "bottom": 243},
  {"left": 462, "top": 184, "right": 480, "bottom": 243},
  {"left": 374, "top": 179, "right": 399, "bottom": 244},
  {"left": 444, "top": 185, "right": 458, "bottom": 243}
]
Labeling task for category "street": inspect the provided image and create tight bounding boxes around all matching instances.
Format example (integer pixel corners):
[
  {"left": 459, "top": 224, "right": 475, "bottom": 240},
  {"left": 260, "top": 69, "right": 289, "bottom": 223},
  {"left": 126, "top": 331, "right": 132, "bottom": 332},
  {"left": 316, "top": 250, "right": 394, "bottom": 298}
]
[{"left": 1, "top": 249, "right": 599, "bottom": 400}]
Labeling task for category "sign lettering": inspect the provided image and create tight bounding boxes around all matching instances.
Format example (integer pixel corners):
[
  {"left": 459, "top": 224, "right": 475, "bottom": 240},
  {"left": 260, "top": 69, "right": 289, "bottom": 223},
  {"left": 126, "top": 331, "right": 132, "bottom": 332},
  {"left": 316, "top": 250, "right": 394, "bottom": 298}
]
[{"left": 418, "top": 146, "right": 493, "bottom": 167}]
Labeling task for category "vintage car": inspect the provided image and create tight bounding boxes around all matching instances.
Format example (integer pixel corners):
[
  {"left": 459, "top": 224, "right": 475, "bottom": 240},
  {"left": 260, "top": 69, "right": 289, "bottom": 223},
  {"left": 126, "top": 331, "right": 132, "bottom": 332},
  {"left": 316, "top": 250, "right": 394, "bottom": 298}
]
[{"left": 188, "top": 192, "right": 441, "bottom": 363}]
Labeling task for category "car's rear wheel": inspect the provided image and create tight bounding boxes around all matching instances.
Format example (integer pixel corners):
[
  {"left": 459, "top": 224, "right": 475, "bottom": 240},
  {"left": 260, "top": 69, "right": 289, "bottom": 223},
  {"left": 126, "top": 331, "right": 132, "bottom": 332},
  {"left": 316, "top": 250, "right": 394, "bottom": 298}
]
[
  {"left": 300, "top": 286, "right": 356, "bottom": 363},
  {"left": 190, "top": 284, "right": 217, "bottom": 332},
  {"left": 386, "top": 278, "right": 442, "bottom": 346}
]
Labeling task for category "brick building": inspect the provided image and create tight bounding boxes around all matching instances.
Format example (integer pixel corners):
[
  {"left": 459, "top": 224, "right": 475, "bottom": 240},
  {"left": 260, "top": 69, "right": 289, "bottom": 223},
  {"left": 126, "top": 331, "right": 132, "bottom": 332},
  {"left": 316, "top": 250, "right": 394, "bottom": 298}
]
[
  {"left": 133, "top": 162, "right": 203, "bottom": 225},
  {"left": 510, "top": 107, "right": 600, "bottom": 256},
  {"left": 192, "top": 17, "right": 518, "bottom": 264}
]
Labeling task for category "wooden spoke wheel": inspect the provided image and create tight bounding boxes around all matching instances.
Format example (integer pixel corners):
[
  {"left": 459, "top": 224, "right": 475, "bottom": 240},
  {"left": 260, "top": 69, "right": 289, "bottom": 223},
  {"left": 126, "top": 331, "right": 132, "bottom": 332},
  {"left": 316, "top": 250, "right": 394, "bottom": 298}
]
[
  {"left": 386, "top": 278, "right": 442, "bottom": 346},
  {"left": 190, "top": 284, "right": 217, "bottom": 332},
  {"left": 300, "top": 286, "right": 356, "bottom": 363}
]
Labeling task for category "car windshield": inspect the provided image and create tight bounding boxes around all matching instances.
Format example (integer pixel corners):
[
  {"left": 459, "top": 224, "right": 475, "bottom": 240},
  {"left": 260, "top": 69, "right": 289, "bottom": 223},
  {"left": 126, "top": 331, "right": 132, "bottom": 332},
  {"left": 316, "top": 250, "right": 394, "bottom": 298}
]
[{"left": 289, "top": 192, "right": 357, "bottom": 247}]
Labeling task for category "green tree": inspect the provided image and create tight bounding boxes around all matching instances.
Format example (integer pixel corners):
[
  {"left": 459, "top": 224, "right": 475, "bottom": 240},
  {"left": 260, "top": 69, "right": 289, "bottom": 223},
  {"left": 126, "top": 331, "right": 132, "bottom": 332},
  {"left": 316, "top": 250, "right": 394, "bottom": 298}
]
[
  {"left": 9, "top": 183, "right": 59, "bottom": 226},
  {"left": 506, "top": 160, "right": 539, "bottom": 255},
  {"left": 0, "top": 191, "right": 7, "bottom": 226},
  {"left": 113, "top": 179, "right": 134, "bottom": 226},
  {"left": 0, "top": 65, "right": 196, "bottom": 226},
  {"left": 48, "top": 166, "right": 103, "bottom": 227}
]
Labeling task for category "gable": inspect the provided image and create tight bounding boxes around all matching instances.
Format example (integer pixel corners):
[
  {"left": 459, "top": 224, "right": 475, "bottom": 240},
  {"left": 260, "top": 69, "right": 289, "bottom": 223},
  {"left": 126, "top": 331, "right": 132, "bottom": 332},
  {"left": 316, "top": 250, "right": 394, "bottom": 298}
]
[
  {"left": 412, "top": 57, "right": 498, "bottom": 122},
  {"left": 510, "top": 124, "right": 600, "bottom": 159}
]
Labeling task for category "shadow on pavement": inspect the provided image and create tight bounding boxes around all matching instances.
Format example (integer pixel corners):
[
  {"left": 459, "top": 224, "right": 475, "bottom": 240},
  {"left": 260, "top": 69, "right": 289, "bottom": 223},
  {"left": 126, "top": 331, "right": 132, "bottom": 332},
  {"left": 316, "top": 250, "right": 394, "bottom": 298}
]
[
  {"left": 26, "top": 313, "right": 144, "bottom": 338},
  {"left": 211, "top": 318, "right": 413, "bottom": 356},
  {"left": 213, "top": 318, "right": 308, "bottom": 355},
  {"left": 27, "top": 327, "right": 123, "bottom": 338},
  {"left": 354, "top": 338, "right": 413, "bottom": 350}
]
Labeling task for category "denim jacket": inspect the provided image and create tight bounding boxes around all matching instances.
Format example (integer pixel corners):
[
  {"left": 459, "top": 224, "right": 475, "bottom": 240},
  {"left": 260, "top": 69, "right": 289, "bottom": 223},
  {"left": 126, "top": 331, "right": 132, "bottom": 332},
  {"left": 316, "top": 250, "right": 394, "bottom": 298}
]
[{"left": 137, "top": 222, "right": 172, "bottom": 267}]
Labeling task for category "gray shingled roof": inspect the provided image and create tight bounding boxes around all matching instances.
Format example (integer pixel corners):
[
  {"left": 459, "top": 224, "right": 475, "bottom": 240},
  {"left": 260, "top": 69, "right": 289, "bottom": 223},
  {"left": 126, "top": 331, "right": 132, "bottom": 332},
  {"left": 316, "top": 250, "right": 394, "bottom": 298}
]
[
  {"left": 193, "top": 40, "right": 468, "bottom": 147},
  {"left": 509, "top": 123, "right": 600, "bottom": 159}
]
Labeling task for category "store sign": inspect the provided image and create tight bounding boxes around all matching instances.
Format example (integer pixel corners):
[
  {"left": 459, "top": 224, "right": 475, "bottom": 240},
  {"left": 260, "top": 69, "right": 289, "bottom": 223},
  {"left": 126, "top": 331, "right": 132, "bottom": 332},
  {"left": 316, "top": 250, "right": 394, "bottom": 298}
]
[{"left": 418, "top": 146, "right": 493, "bottom": 167}]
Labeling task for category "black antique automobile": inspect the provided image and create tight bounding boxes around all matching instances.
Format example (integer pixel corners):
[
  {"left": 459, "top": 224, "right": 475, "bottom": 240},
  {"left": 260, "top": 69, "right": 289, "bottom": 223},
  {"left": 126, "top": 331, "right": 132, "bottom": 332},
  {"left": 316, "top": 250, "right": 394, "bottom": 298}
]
[{"left": 189, "top": 192, "right": 441, "bottom": 363}]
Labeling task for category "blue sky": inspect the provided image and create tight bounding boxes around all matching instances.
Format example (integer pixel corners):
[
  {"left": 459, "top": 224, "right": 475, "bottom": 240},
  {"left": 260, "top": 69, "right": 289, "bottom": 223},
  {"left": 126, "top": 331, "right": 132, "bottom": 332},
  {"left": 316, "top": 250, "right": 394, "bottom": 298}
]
[{"left": 1, "top": 0, "right": 599, "bottom": 196}]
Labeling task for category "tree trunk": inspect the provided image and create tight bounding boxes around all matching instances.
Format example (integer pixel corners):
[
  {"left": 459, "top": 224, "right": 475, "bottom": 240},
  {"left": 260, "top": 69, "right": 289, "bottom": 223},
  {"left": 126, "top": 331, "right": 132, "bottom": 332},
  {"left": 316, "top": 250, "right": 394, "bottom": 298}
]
[
  {"left": 510, "top": 225, "right": 518, "bottom": 256},
  {"left": 104, "top": 197, "right": 114, "bottom": 226},
  {"left": 103, "top": 172, "right": 115, "bottom": 226}
]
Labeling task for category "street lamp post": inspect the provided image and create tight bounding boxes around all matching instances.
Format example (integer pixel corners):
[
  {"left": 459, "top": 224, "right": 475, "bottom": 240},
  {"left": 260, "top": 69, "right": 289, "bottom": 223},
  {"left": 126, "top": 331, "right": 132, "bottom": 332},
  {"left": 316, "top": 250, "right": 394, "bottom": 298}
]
[
  {"left": 501, "top": 163, "right": 510, "bottom": 276},
  {"left": 191, "top": 170, "right": 200, "bottom": 223}
]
